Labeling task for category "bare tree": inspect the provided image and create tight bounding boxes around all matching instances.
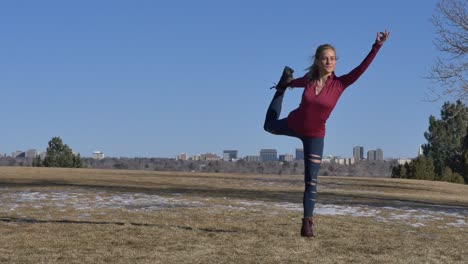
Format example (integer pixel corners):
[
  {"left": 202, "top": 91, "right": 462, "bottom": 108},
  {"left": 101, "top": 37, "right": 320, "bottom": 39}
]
[{"left": 429, "top": 0, "right": 467, "bottom": 103}]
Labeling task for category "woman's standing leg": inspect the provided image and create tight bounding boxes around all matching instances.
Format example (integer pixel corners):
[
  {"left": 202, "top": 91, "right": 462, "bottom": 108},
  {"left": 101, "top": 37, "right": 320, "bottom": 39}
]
[{"left": 301, "top": 137, "right": 324, "bottom": 237}]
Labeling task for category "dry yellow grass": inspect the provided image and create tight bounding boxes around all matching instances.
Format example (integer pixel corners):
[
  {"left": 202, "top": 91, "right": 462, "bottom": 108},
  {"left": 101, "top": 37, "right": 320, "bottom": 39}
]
[{"left": 0, "top": 167, "right": 467, "bottom": 264}]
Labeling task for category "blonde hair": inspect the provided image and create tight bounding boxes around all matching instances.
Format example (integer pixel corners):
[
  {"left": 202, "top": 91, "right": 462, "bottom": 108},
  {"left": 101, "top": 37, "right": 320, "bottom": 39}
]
[{"left": 306, "top": 44, "right": 337, "bottom": 81}]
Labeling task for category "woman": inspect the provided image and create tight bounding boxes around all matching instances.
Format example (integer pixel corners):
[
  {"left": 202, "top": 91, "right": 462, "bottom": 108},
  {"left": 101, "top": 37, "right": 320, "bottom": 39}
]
[{"left": 264, "top": 30, "right": 390, "bottom": 238}]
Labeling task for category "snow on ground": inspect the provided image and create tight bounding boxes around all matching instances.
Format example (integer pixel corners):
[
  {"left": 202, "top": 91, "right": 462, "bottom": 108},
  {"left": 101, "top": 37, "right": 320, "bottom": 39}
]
[
  {"left": 237, "top": 200, "right": 467, "bottom": 228},
  {"left": 0, "top": 188, "right": 466, "bottom": 229},
  {"left": 0, "top": 188, "right": 202, "bottom": 213}
]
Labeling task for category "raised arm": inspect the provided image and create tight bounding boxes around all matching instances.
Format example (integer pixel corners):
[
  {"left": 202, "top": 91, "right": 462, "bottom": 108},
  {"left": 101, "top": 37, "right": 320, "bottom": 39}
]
[{"left": 340, "top": 30, "right": 390, "bottom": 88}]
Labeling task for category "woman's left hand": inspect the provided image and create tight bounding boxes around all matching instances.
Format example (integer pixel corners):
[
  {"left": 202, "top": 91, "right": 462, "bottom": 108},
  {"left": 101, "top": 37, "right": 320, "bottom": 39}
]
[{"left": 376, "top": 30, "right": 390, "bottom": 45}]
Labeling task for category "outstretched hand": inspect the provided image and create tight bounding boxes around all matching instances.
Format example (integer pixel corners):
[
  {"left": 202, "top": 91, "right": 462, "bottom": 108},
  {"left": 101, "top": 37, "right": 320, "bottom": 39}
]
[{"left": 376, "top": 30, "right": 390, "bottom": 45}]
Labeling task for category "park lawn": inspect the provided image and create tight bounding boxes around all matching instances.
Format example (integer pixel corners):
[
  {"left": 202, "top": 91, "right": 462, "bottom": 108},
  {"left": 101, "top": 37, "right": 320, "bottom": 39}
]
[{"left": 0, "top": 167, "right": 467, "bottom": 263}]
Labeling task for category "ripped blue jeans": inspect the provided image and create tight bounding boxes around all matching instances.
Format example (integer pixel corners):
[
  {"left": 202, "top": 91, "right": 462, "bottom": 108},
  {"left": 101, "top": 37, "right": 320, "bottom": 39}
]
[{"left": 264, "top": 91, "right": 324, "bottom": 218}]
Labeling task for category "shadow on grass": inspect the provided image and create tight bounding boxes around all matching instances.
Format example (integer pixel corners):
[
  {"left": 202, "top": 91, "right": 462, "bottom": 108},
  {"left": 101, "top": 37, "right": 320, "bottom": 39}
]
[
  {"left": 0, "top": 216, "right": 238, "bottom": 233},
  {"left": 321, "top": 181, "right": 442, "bottom": 192},
  {"left": 1, "top": 180, "right": 467, "bottom": 212}
]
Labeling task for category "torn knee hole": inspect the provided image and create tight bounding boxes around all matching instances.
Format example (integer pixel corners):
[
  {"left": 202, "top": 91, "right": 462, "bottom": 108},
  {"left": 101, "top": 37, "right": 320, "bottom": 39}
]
[
  {"left": 308, "top": 154, "right": 322, "bottom": 163},
  {"left": 306, "top": 181, "right": 317, "bottom": 186}
]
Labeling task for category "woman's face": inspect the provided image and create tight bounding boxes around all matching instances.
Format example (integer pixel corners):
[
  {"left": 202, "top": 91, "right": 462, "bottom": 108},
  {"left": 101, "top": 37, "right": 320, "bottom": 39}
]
[{"left": 316, "top": 48, "right": 336, "bottom": 75}]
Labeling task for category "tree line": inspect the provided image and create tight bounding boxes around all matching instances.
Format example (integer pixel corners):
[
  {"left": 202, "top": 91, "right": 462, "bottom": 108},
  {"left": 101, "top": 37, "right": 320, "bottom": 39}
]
[
  {"left": 392, "top": 100, "right": 467, "bottom": 184},
  {"left": 1, "top": 154, "right": 393, "bottom": 178},
  {"left": 1, "top": 135, "right": 393, "bottom": 177},
  {"left": 84, "top": 157, "right": 393, "bottom": 177}
]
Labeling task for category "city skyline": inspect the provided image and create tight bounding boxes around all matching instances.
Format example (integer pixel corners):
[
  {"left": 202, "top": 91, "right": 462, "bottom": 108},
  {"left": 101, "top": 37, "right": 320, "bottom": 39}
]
[{"left": 2, "top": 144, "right": 416, "bottom": 161}]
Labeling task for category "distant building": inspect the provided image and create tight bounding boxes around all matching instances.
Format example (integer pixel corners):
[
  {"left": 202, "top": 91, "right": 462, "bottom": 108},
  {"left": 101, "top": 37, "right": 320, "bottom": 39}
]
[
  {"left": 279, "top": 154, "right": 294, "bottom": 162},
  {"left": 190, "top": 154, "right": 201, "bottom": 161},
  {"left": 353, "top": 146, "right": 364, "bottom": 161},
  {"left": 200, "top": 153, "right": 221, "bottom": 161},
  {"left": 223, "top": 150, "right": 238, "bottom": 161},
  {"left": 245, "top": 155, "right": 260, "bottom": 162},
  {"left": 322, "top": 155, "right": 334, "bottom": 163},
  {"left": 176, "top": 153, "right": 187, "bottom": 161},
  {"left": 26, "top": 149, "right": 39, "bottom": 158},
  {"left": 260, "top": 149, "right": 277, "bottom": 162},
  {"left": 335, "top": 157, "right": 346, "bottom": 165},
  {"left": 418, "top": 145, "right": 424, "bottom": 156},
  {"left": 367, "top": 149, "right": 384, "bottom": 161},
  {"left": 367, "top": 150, "right": 376, "bottom": 161},
  {"left": 376, "top": 148, "right": 384, "bottom": 161},
  {"left": 92, "top": 151, "right": 105, "bottom": 160},
  {"left": 328, "top": 156, "right": 355, "bottom": 165},
  {"left": 12, "top": 151, "right": 25, "bottom": 158},
  {"left": 346, "top": 157, "right": 355, "bottom": 165},
  {"left": 295, "top": 148, "right": 304, "bottom": 160},
  {"left": 397, "top": 158, "right": 413, "bottom": 165}
]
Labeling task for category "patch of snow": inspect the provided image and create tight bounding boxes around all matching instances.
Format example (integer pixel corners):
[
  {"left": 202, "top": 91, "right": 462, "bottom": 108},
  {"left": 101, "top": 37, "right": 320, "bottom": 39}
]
[
  {"left": 409, "top": 223, "right": 426, "bottom": 227},
  {"left": 446, "top": 219, "right": 467, "bottom": 228},
  {"left": 0, "top": 189, "right": 203, "bottom": 213}
]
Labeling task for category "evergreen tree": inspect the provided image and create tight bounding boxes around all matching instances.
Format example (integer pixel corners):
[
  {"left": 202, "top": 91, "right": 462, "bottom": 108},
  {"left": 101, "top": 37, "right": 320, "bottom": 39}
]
[
  {"left": 459, "top": 127, "right": 468, "bottom": 182},
  {"left": 43, "top": 137, "right": 83, "bottom": 168},
  {"left": 391, "top": 163, "right": 408, "bottom": 178},
  {"left": 391, "top": 158, "right": 435, "bottom": 181},
  {"left": 422, "top": 100, "right": 468, "bottom": 176},
  {"left": 73, "top": 153, "right": 83, "bottom": 168},
  {"left": 410, "top": 157, "right": 436, "bottom": 180},
  {"left": 32, "top": 155, "right": 42, "bottom": 167},
  {"left": 440, "top": 166, "right": 465, "bottom": 184}
]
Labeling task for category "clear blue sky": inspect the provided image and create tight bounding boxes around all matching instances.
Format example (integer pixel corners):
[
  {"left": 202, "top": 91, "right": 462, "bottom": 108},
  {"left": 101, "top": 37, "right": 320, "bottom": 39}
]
[{"left": 1, "top": 0, "right": 447, "bottom": 159}]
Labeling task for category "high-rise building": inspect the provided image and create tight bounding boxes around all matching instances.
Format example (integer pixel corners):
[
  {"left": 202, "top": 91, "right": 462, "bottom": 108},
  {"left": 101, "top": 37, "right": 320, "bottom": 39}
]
[
  {"left": 260, "top": 149, "right": 277, "bottom": 162},
  {"left": 223, "top": 150, "right": 238, "bottom": 161},
  {"left": 367, "top": 150, "right": 376, "bottom": 161},
  {"left": 376, "top": 148, "right": 384, "bottom": 161},
  {"left": 353, "top": 146, "right": 364, "bottom": 161},
  {"left": 295, "top": 148, "right": 304, "bottom": 160}
]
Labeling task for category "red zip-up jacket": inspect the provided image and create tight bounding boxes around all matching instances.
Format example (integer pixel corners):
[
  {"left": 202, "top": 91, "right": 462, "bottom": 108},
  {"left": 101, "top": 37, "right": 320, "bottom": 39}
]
[{"left": 287, "top": 42, "right": 382, "bottom": 138}]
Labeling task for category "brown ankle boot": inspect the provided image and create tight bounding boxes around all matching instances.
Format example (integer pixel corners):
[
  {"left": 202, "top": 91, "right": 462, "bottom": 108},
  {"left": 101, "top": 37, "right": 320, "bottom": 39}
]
[{"left": 301, "top": 217, "right": 314, "bottom": 238}]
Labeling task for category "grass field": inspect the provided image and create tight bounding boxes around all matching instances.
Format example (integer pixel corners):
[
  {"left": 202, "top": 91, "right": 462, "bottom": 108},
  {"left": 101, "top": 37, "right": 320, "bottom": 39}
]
[{"left": 0, "top": 167, "right": 467, "bottom": 264}]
